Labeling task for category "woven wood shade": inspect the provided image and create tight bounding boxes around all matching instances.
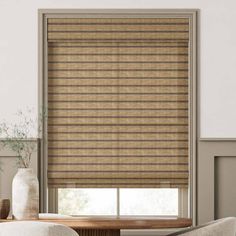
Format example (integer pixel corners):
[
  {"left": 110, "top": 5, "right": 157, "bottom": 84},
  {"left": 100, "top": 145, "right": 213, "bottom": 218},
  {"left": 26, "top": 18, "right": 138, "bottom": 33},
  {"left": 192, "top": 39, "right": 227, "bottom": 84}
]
[{"left": 47, "top": 17, "right": 189, "bottom": 188}]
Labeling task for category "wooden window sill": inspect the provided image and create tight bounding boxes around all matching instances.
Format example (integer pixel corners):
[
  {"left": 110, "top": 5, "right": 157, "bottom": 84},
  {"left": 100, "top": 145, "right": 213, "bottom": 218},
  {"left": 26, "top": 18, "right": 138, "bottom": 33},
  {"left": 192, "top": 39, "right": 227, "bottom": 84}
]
[{"left": 0, "top": 217, "right": 192, "bottom": 229}]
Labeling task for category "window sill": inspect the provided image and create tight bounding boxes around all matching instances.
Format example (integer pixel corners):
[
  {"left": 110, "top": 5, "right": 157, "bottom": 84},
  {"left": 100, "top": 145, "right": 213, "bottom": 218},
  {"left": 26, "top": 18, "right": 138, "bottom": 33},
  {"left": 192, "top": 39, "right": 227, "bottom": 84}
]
[{"left": 121, "top": 229, "right": 183, "bottom": 236}]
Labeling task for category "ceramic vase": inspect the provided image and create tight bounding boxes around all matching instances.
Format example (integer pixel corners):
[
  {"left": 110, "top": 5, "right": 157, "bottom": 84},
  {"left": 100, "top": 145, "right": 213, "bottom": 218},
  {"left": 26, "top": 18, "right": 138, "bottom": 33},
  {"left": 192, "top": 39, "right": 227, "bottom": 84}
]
[{"left": 12, "top": 168, "right": 39, "bottom": 220}]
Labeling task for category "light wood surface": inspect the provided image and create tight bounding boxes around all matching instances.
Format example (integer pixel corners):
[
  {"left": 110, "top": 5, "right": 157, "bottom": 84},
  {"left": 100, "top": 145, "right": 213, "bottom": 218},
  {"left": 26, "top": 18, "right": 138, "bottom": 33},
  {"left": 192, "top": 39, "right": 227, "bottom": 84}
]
[{"left": 0, "top": 217, "right": 192, "bottom": 229}]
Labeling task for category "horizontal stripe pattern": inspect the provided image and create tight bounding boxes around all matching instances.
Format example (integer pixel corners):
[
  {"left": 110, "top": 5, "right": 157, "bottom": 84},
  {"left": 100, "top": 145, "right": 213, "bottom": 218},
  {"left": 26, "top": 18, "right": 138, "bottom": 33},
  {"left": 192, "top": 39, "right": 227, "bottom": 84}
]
[
  {"left": 47, "top": 18, "right": 189, "bottom": 42},
  {"left": 47, "top": 17, "right": 189, "bottom": 188}
]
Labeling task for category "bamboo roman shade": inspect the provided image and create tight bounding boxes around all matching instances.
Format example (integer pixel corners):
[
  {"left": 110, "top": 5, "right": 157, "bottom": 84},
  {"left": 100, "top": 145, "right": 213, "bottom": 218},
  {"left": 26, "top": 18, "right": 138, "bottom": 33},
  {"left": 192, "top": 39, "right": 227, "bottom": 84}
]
[{"left": 47, "top": 17, "right": 189, "bottom": 188}]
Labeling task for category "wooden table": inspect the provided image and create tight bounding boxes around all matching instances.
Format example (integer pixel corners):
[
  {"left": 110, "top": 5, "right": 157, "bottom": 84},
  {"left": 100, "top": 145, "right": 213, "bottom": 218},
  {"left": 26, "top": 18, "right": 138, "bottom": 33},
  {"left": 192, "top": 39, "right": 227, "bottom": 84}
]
[{"left": 0, "top": 217, "right": 192, "bottom": 236}]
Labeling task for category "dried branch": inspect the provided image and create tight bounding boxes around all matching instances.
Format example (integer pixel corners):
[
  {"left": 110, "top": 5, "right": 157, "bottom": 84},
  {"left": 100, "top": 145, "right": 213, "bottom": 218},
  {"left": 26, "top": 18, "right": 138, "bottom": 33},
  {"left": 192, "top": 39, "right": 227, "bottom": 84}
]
[{"left": 0, "top": 108, "right": 44, "bottom": 169}]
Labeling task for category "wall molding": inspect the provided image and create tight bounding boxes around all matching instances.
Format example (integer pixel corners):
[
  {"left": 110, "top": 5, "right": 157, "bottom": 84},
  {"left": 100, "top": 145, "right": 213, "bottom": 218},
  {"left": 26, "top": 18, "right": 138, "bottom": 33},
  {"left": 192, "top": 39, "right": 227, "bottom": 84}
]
[
  {"left": 199, "top": 138, "right": 236, "bottom": 141},
  {"left": 0, "top": 140, "right": 39, "bottom": 208},
  {"left": 197, "top": 139, "right": 236, "bottom": 224}
]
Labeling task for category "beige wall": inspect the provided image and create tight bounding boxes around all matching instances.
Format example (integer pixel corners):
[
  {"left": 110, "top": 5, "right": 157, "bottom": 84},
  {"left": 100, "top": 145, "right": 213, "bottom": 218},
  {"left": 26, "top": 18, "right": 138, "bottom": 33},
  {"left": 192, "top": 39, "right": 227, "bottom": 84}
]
[
  {"left": 0, "top": 140, "right": 38, "bottom": 214},
  {"left": 197, "top": 140, "right": 236, "bottom": 224}
]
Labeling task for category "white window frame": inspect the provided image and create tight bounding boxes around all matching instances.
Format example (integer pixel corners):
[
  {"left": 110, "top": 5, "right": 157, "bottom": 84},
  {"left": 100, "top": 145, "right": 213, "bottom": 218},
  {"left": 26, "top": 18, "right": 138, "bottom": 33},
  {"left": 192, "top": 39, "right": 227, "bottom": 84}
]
[{"left": 48, "top": 188, "right": 188, "bottom": 218}]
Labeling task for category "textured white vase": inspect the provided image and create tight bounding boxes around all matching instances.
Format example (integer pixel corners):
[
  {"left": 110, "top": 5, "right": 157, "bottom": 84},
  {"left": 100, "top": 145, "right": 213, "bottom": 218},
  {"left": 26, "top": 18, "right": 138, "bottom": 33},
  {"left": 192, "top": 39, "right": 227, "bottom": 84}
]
[{"left": 12, "top": 168, "right": 39, "bottom": 220}]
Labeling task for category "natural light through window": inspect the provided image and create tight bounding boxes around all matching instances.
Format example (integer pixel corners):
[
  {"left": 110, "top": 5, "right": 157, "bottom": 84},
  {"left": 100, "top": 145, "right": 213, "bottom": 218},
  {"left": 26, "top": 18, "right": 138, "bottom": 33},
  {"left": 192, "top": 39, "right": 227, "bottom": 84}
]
[
  {"left": 120, "top": 189, "right": 178, "bottom": 216},
  {"left": 58, "top": 189, "right": 117, "bottom": 215},
  {"left": 58, "top": 188, "right": 178, "bottom": 216}
]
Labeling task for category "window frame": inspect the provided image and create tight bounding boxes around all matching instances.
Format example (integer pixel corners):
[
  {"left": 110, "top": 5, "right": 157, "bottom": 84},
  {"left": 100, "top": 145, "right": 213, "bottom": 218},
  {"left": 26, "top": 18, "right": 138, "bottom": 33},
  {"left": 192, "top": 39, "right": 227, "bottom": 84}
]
[
  {"left": 38, "top": 9, "right": 198, "bottom": 224},
  {"left": 49, "top": 188, "right": 187, "bottom": 218}
]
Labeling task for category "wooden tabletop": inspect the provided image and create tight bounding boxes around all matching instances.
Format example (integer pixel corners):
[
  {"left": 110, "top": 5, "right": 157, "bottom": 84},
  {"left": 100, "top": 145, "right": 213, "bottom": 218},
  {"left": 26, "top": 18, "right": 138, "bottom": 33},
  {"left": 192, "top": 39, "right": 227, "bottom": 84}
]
[{"left": 0, "top": 217, "right": 192, "bottom": 229}]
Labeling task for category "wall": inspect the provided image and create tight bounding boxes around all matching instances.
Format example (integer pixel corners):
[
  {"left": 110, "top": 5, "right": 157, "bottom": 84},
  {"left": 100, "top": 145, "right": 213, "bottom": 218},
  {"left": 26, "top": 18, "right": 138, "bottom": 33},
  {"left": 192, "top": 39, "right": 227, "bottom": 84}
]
[
  {"left": 0, "top": 140, "right": 38, "bottom": 215},
  {"left": 197, "top": 140, "right": 236, "bottom": 224},
  {"left": 1, "top": 0, "right": 236, "bottom": 138},
  {"left": 1, "top": 0, "right": 236, "bottom": 227}
]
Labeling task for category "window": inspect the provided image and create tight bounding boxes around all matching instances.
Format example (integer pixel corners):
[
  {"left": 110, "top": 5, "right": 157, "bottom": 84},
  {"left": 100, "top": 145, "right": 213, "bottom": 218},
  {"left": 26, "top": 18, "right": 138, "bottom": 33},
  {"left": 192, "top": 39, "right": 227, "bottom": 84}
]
[
  {"left": 120, "top": 188, "right": 178, "bottom": 216},
  {"left": 58, "top": 188, "right": 117, "bottom": 216},
  {"left": 58, "top": 188, "right": 179, "bottom": 216},
  {"left": 39, "top": 10, "right": 197, "bottom": 219}
]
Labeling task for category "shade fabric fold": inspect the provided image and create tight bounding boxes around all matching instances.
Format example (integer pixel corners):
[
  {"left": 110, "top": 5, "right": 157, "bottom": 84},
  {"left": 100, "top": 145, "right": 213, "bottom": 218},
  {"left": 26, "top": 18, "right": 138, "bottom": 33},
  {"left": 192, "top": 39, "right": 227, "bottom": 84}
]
[{"left": 47, "top": 17, "right": 189, "bottom": 188}]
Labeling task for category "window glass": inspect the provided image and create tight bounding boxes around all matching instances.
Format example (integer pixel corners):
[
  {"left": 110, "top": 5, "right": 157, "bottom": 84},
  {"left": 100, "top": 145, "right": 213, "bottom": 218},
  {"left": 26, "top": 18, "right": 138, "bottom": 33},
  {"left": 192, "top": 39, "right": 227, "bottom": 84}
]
[
  {"left": 58, "top": 188, "right": 178, "bottom": 216},
  {"left": 120, "top": 188, "right": 178, "bottom": 216},
  {"left": 58, "top": 188, "right": 117, "bottom": 215}
]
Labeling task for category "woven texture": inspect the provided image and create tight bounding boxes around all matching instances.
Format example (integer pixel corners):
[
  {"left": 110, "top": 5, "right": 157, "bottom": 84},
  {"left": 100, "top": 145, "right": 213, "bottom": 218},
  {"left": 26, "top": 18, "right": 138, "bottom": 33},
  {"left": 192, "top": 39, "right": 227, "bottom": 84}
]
[{"left": 47, "top": 17, "right": 189, "bottom": 188}]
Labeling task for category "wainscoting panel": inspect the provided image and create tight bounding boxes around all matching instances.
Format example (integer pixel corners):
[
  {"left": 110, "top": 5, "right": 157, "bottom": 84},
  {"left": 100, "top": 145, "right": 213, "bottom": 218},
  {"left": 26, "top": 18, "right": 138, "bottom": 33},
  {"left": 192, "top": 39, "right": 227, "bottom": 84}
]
[
  {"left": 198, "top": 140, "right": 236, "bottom": 224},
  {"left": 215, "top": 156, "right": 236, "bottom": 219},
  {"left": 0, "top": 140, "right": 38, "bottom": 215},
  {"left": 0, "top": 155, "right": 19, "bottom": 199}
]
